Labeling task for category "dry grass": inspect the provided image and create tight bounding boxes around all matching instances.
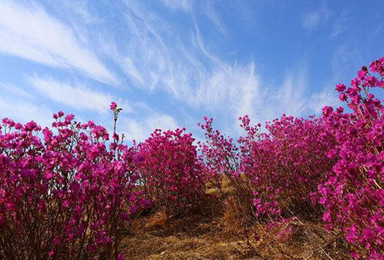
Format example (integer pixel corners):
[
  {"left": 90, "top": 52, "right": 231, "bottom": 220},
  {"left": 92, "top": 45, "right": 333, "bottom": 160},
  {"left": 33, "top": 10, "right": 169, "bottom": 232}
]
[
  {"left": 121, "top": 179, "right": 351, "bottom": 260},
  {"left": 122, "top": 199, "right": 260, "bottom": 260}
]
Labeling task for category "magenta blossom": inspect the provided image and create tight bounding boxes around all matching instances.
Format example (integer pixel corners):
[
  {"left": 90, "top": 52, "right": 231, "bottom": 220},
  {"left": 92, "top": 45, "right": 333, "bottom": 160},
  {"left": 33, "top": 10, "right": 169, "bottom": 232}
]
[{"left": 110, "top": 101, "right": 117, "bottom": 111}]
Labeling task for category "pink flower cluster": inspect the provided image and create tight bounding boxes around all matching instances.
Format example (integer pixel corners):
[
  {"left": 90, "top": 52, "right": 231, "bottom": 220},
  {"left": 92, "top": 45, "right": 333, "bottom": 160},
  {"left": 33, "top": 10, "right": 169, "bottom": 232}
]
[
  {"left": 199, "top": 57, "right": 384, "bottom": 258},
  {"left": 0, "top": 107, "right": 146, "bottom": 259},
  {"left": 239, "top": 115, "right": 336, "bottom": 219},
  {"left": 135, "top": 128, "right": 206, "bottom": 217},
  {"left": 198, "top": 115, "right": 335, "bottom": 221},
  {"left": 319, "top": 57, "right": 384, "bottom": 259}
]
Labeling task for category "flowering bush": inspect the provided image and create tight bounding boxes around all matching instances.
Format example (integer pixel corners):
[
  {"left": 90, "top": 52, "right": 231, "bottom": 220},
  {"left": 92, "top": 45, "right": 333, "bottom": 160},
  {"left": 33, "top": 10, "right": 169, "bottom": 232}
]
[
  {"left": 136, "top": 128, "right": 206, "bottom": 218},
  {"left": 239, "top": 115, "right": 336, "bottom": 220},
  {"left": 319, "top": 58, "right": 384, "bottom": 259},
  {"left": 198, "top": 117, "right": 256, "bottom": 224},
  {"left": 199, "top": 114, "right": 336, "bottom": 223},
  {"left": 0, "top": 103, "right": 144, "bottom": 259},
  {"left": 199, "top": 57, "right": 384, "bottom": 258}
]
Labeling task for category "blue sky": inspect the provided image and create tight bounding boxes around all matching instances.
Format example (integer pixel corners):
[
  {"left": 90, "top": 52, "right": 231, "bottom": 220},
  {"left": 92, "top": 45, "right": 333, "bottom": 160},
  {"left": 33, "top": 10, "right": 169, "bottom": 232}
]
[{"left": 0, "top": 0, "right": 383, "bottom": 141}]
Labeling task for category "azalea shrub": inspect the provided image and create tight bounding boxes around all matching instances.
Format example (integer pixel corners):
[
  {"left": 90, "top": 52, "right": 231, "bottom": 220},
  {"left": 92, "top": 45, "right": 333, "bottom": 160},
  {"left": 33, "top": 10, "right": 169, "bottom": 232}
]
[
  {"left": 0, "top": 104, "right": 146, "bottom": 259},
  {"left": 319, "top": 58, "right": 384, "bottom": 259},
  {"left": 239, "top": 114, "right": 336, "bottom": 220},
  {"left": 136, "top": 128, "right": 206, "bottom": 218},
  {"left": 199, "top": 57, "right": 384, "bottom": 258},
  {"left": 199, "top": 115, "right": 336, "bottom": 223},
  {"left": 198, "top": 117, "right": 256, "bottom": 224}
]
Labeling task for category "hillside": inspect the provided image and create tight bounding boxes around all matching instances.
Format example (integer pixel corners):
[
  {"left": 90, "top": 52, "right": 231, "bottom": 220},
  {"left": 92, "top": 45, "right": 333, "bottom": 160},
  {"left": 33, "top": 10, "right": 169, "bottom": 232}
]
[
  {"left": 122, "top": 178, "right": 350, "bottom": 260},
  {"left": 1, "top": 58, "right": 383, "bottom": 259}
]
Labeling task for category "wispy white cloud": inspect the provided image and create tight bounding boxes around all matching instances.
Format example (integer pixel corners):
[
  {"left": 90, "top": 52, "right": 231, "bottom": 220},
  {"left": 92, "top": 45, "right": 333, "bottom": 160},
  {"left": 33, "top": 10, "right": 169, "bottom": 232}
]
[
  {"left": 192, "top": 24, "right": 222, "bottom": 65},
  {"left": 373, "top": 22, "right": 384, "bottom": 35},
  {"left": 121, "top": 113, "right": 178, "bottom": 141},
  {"left": 0, "top": 0, "right": 116, "bottom": 85},
  {"left": 308, "top": 86, "right": 339, "bottom": 112},
  {"left": 275, "top": 72, "right": 307, "bottom": 117},
  {"left": 0, "top": 82, "right": 52, "bottom": 126},
  {"left": 199, "top": 1, "right": 227, "bottom": 36},
  {"left": 111, "top": 1, "right": 328, "bottom": 133},
  {"left": 0, "top": 83, "right": 36, "bottom": 100},
  {"left": 29, "top": 76, "right": 113, "bottom": 114},
  {"left": 0, "top": 0, "right": 376, "bottom": 144},
  {"left": 332, "top": 10, "right": 349, "bottom": 37},
  {"left": 158, "top": 0, "right": 192, "bottom": 11},
  {"left": 302, "top": 4, "right": 330, "bottom": 31},
  {"left": 239, "top": 68, "right": 309, "bottom": 125},
  {"left": 331, "top": 44, "right": 360, "bottom": 80},
  {"left": 241, "top": 66, "right": 339, "bottom": 125},
  {"left": 121, "top": 57, "right": 144, "bottom": 85},
  {"left": 146, "top": 114, "right": 178, "bottom": 131},
  {"left": 0, "top": 95, "right": 53, "bottom": 127},
  {"left": 191, "top": 63, "right": 261, "bottom": 122},
  {"left": 158, "top": 0, "right": 226, "bottom": 35},
  {"left": 91, "top": 0, "right": 338, "bottom": 136},
  {"left": 58, "top": 0, "right": 102, "bottom": 25}
]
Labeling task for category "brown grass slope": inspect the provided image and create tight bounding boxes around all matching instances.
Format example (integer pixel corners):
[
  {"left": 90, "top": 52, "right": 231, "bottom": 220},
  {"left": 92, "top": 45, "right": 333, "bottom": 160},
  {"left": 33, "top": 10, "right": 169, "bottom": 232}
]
[{"left": 121, "top": 178, "right": 351, "bottom": 260}]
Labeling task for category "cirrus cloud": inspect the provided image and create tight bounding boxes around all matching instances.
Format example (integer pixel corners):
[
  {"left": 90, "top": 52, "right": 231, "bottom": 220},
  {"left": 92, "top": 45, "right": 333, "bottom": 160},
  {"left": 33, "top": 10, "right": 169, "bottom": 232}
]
[{"left": 0, "top": 0, "right": 117, "bottom": 85}]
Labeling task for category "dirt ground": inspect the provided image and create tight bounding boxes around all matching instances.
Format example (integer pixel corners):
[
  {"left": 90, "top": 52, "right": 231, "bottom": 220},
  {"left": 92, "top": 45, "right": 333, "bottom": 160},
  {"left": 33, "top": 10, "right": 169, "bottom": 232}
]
[{"left": 121, "top": 189, "right": 351, "bottom": 260}]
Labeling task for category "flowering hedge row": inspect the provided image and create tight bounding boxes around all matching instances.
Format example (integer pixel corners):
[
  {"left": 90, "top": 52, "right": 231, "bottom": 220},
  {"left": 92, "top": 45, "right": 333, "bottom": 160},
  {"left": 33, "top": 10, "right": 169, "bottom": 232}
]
[
  {"left": 0, "top": 101, "right": 206, "bottom": 259},
  {"left": 199, "top": 57, "right": 384, "bottom": 259},
  {"left": 0, "top": 103, "right": 151, "bottom": 259},
  {"left": 0, "top": 57, "right": 383, "bottom": 259}
]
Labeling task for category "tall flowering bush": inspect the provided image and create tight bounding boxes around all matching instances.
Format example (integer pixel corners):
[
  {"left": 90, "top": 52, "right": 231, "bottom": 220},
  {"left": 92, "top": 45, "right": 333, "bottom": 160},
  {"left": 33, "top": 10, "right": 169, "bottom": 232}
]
[
  {"left": 136, "top": 128, "right": 205, "bottom": 217},
  {"left": 320, "top": 58, "right": 384, "bottom": 259},
  {"left": 199, "top": 58, "right": 384, "bottom": 258},
  {"left": 198, "top": 117, "right": 256, "bottom": 224},
  {"left": 198, "top": 117, "right": 240, "bottom": 185},
  {"left": 239, "top": 115, "right": 336, "bottom": 219},
  {"left": 0, "top": 103, "right": 143, "bottom": 259},
  {"left": 199, "top": 114, "right": 336, "bottom": 222}
]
